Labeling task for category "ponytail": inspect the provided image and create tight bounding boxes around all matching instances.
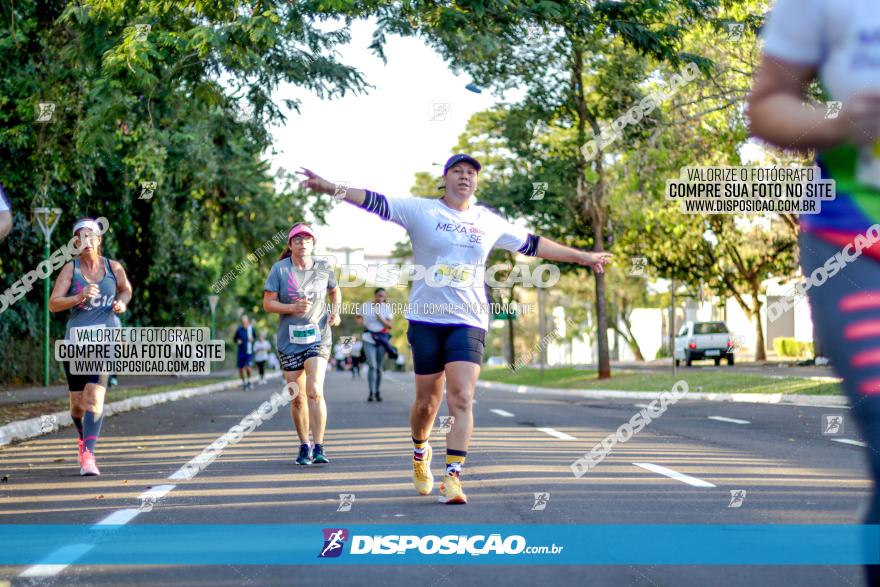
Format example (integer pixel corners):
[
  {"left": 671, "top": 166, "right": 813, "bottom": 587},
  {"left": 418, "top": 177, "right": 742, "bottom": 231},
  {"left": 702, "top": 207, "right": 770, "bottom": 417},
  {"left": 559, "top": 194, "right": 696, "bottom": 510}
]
[{"left": 278, "top": 241, "right": 292, "bottom": 261}]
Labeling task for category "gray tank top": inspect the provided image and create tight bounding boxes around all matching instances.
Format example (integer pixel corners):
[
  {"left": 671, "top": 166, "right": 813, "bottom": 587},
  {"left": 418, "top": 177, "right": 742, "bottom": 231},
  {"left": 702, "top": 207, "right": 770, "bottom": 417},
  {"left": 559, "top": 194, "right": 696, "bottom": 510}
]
[{"left": 64, "top": 257, "right": 121, "bottom": 340}]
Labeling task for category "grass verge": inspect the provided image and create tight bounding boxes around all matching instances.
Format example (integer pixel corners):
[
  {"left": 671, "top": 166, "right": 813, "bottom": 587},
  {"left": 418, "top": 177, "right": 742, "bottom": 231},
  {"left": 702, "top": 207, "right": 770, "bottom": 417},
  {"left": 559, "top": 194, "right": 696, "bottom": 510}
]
[
  {"left": 478, "top": 367, "right": 842, "bottom": 395},
  {"left": 0, "top": 377, "right": 233, "bottom": 426}
]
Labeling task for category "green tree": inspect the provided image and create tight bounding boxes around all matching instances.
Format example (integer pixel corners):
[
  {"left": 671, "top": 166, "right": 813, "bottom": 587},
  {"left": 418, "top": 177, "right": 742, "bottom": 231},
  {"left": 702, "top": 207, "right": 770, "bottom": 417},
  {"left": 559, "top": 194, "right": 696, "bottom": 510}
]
[
  {"left": 612, "top": 1, "right": 801, "bottom": 361},
  {"left": 0, "top": 0, "right": 373, "bottom": 384}
]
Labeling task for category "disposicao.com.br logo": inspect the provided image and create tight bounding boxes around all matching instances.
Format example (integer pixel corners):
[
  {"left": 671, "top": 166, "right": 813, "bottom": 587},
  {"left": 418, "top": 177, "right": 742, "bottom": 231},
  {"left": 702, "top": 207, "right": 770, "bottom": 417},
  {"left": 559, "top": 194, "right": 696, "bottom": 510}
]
[
  {"left": 318, "top": 529, "right": 563, "bottom": 558},
  {"left": 318, "top": 528, "right": 349, "bottom": 558}
]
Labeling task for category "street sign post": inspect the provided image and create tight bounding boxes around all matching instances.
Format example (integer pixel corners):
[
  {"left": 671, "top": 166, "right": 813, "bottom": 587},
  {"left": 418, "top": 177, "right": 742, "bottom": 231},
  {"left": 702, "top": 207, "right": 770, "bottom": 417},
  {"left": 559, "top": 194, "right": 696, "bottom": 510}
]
[
  {"left": 34, "top": 207, "right": 62, "bottom": 387},
  {"left": 208, "top": 294, "right": 219, "bottom": 374}
]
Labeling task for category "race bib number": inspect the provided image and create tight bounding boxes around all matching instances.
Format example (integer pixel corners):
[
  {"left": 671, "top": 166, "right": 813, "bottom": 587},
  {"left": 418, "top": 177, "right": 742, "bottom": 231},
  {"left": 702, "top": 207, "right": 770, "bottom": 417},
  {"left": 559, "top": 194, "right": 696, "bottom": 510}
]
[
  {"left": 433, "top": 256, "right": 476, "bottom": 288},
  {"left": 289, "top": 324, "right": 321, "bottom": 345},
  {"left": 857, "top": 141, "right": 880, "bottom": 190}
]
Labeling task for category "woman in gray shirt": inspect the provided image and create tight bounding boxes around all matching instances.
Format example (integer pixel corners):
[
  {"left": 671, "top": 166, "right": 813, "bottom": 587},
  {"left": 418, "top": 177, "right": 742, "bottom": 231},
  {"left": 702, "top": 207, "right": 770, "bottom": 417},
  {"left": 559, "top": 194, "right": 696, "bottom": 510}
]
[
  {"left": 49, "top": 217, "right": 132, "bottom": 476},
  {"left": 263, "top": 223, "right": 341, "bottom": 466}
]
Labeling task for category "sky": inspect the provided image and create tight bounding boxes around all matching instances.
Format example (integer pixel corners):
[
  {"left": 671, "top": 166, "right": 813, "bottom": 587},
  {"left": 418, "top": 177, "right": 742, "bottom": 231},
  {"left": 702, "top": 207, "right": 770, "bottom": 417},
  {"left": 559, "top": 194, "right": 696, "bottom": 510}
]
[{"left": 269, "top": 18, "right": 510, "bottom": 258}]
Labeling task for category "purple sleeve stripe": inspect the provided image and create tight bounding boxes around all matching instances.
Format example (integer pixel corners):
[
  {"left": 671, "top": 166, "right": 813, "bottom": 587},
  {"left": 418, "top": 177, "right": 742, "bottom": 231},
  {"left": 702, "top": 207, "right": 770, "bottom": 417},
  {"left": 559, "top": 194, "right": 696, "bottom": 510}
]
[
  {"left": 518, "top": 233, "right": 540, "bottom": 257},
  {"left": 362, "top": 190, "right": 391, "bottom": 221}
]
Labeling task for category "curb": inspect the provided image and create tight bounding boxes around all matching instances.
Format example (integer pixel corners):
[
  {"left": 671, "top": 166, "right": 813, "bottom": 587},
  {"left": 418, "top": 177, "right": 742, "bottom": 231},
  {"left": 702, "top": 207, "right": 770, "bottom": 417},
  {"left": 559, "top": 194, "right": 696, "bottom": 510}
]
[
  {"left": 475, "top": 380, "right": 849, "bottom": 407},
  {"left": 0, "top": 372, "right": 283, "bottom": 447}
]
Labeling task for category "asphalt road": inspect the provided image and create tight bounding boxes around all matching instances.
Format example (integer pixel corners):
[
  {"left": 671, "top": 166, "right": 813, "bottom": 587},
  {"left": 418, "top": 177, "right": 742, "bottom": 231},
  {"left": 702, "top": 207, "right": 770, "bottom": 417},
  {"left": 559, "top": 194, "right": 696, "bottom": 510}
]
[{"left": 0, "top": 369, "right": 870, "bottom": 586}]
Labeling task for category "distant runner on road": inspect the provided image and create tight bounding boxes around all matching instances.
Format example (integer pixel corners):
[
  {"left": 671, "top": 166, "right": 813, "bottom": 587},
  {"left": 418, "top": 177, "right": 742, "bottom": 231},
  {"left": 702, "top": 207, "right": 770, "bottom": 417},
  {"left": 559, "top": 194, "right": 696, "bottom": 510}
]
[
  {"left": 357, "top": 287, "right": 396, "bottom": 402},
  {"left": 254, "top": 331, "right": 272, "bottom": 385},
  {"left": 234, "top": 315, "right": 255, "bottom": 390},
  {"left": 298, "top": 154, "right": 611, "bottom": 504}
]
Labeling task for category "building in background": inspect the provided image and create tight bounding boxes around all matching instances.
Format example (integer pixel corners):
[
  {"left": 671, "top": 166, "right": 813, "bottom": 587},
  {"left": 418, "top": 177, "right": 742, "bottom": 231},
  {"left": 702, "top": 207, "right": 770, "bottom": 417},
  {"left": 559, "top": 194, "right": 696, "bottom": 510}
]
[{"left": 536, "top": 275, "right": 816, "bottom": 365}]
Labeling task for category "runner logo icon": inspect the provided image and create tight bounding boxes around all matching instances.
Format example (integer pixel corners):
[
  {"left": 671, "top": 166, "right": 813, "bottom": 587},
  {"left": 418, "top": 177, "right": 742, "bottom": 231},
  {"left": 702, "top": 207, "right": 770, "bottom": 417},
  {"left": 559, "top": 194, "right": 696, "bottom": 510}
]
[{"left": 319, "top": 528, "right": 349, "bottom": 558}]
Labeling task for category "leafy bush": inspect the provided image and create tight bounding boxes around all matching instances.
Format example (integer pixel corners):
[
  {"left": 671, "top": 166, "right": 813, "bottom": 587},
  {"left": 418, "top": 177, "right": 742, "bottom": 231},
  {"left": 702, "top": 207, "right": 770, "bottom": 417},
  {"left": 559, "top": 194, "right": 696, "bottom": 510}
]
[{"left": 773, "top": 337, "right": 813, "bottom": 358}]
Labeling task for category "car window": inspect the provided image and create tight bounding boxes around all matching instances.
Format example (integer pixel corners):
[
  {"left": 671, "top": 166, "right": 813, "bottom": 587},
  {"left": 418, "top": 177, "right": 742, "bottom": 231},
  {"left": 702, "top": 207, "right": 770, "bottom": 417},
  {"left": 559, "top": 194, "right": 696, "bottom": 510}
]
[
  {"left": 677, "top": 325, "right": 689, "bottom": 337},
  {"left": 694, "top": 322, "right": 728, "bottom": 334}
]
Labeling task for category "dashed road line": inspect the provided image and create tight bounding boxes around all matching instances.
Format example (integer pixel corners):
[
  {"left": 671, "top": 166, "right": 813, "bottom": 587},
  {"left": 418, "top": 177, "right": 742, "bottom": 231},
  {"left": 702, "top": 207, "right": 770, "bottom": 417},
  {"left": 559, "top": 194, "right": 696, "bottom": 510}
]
[
  {"left": 831, "top": 438, "right": 867, "bottom": 447},
  {"left": 633, "top": 462, "right": 716, "bottom": 488},
  {"left": 536, "top": 427, "right": 577, "bottom": 440},
  {"left": 490, "top": 409, "right": 515, "bottom": 417},
  {"left": 707, "top": 416, "right": 750, "bottom": 425}
]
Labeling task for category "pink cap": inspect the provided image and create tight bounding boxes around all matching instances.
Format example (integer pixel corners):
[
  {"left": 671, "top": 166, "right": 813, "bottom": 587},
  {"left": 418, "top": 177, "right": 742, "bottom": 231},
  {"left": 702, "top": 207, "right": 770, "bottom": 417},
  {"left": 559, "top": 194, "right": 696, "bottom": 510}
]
[{"left": 289, "top": 223, "right": 315, "bottom": 240}]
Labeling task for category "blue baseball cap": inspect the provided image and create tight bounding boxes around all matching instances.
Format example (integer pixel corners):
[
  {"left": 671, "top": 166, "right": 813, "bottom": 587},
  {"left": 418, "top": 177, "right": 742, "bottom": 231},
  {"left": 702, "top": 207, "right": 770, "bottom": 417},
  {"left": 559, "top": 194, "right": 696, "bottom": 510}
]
[{"left": 443, "top": 154, "right": 481, "bottom": 175}]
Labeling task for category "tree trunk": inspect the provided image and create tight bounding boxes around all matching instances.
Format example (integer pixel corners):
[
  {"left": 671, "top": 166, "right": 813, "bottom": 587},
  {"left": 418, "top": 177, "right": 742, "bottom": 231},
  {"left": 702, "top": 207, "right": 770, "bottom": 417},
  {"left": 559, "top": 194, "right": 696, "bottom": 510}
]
[
  {"left": 751, "top": 286, "right": 766, "bottom": 361},
  {"left": 507, "top": 286, "right": 517, "bottom": 367},
  {"left": 594, "top": 262, "right": 611, "bottom": 378},
  {"left": 570, "top": 41, "right": 611, "bottom": 379},
  {"left": 811, "top": 314, "right": 823, "bottom": 357},
  {"left": 612, "top": 325, "right": 645, "bottom": 361},
  {"left": 615, "top": 303, "right": 645, "bottom": 361},
  {"left": 754, "top": 311, "right": 766, "bottom": 361}
]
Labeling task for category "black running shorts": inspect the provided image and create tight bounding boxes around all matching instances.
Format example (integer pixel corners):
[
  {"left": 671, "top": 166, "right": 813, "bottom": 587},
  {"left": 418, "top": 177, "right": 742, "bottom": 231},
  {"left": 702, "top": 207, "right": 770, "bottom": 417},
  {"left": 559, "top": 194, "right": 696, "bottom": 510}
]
[
  {"left": 63, "top": 361, "right": 106, "bottom": 392},
  {"left": 406, "top": 321, "right": 486, "bottom": 375},
  {"left": 279, "top": 345, "right": 331, "bottom": 372}
]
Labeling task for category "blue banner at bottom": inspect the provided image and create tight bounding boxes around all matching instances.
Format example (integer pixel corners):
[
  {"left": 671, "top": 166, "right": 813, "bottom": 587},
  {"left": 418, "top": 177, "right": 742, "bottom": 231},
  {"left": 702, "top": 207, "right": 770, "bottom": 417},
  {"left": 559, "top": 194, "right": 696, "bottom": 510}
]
[{"left": 2, "top": 525, "right": 878, "bottom": 565}]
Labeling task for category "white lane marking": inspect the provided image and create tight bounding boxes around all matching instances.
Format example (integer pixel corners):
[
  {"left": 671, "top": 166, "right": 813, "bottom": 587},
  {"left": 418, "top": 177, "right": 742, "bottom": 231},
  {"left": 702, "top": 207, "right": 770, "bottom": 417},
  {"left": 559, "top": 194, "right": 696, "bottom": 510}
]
[
  {"left": 94, "top": 509, "right": 140, "bottom": 526},
  {"left": 490, "top": 409, "right": 515, "bottom": 417},
  {"left": 536, "top": 427, "right": 577, "bottom": 440},
  {"left": 19, "top": 485, "right": 178, "bottom": 577},
  {"left": 832, "top": 438, "right": 867, "bottom": 447},
  {"left": 633, "top": 462, "right": 717, "bottom": 488},
  {"left": 707, "top": 416, "right": 750, "bottom": 425},
  {"left": 169, "top": 466, "right": 195, "bottom": 481},
  {"left": 19, "top": 390, "right": 286, "bottom": 579},
  {"left": 140, "top": 484, "right": 176, "bottom": 500},
  {"left": 19, "top": 544, "right": 94, "bottom": 578},
  {"left": 634, "top": 403, "right": 652, "bottom": 409}
]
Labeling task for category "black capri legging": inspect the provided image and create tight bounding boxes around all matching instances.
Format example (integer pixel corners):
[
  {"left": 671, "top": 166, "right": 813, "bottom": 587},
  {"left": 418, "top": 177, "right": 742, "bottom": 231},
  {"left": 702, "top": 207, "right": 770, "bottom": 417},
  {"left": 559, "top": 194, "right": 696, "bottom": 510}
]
[
  {"left": 406, "top": 320, "right": 485, "bottom": 375},
  {"left": 801, "top": 231, "right": 880, "bottom": 524}
]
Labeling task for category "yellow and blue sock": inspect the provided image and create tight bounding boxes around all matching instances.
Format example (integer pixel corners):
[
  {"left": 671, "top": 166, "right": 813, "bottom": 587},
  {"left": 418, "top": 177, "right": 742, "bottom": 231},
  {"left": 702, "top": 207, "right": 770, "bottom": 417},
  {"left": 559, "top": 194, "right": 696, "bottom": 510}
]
[
  {"left": 413, "top": 437, "right": 428, "bottom": 461},
  {"left": 445, "top": 449, "right": 467, "bottom": 477}
]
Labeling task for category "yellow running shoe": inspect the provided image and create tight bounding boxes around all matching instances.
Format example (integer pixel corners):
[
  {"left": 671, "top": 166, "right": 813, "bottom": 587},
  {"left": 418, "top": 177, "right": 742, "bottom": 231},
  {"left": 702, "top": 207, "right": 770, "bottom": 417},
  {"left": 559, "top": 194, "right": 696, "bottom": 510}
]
[
  {"left": 412, "top": 444, "right": 434, "bottom": 495},
  {"left": 438, "top": 474, "right": 467, "bottom": 504}
]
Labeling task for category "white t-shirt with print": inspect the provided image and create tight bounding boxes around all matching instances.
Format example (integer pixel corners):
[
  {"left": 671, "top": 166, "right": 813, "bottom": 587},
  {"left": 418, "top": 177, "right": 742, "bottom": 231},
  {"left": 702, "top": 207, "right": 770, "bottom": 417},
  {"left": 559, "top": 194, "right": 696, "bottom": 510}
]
[
  {"left": 385, "top": 196, "right": 530, "bottom": 331},
  {"left": 358, "top": 302, "right": 393, "bottom": 333},
  {"left": 253, "top": 340, "right": 272, "bottom": 362},
  {"left": 762, "top": 0, "right": 880, "bottom": 101}
]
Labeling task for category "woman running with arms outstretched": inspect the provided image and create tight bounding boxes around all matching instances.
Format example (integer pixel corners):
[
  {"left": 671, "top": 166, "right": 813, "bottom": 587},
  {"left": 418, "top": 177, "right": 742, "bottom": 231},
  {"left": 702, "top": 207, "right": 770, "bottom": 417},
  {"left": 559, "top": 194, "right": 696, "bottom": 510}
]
[{"left": 299, "top": 154, "right": 611, "bottom": 504}]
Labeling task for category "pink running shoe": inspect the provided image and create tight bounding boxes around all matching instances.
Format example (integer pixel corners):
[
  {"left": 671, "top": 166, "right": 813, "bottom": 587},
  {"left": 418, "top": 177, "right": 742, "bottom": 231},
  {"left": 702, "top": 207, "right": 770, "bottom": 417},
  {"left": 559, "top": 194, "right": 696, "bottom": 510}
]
[{"left": 80, "top": 450, "right": 100, "bottom": 476}]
